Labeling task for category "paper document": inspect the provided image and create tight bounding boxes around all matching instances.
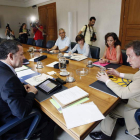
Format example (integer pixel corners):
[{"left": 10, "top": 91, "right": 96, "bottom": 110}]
[
  {"left": 70, "top": 55, "right": 87, "bottom": 61},
  {"left": 62, "top": 102, "right": 105, "bottom": 129},
  {"left": 53, "top": 86, "right": 89, "bottom": 105},
  {"left": 17, "top": 69, "right": 35, "bottom": 78},
  {"left": 50, "top": 97, "right": 89, "bottom": 113},
  {"left": 46, "top": 61, "right": 58, "bottom": 67},
  {"left": 29, "top": 57, "right": 38, "bottom": 62},
  {"left": 15, "top": 65, "right": 29, "bottom": 72},
  {"left": 25, "top": 73, "right": 53, "bottom": 86},
  {"left": 64, "top": 53, "right": 70, "bottom": 57},
  {"left": 47, "top": 71, "right": 56, "bottom": 75}
]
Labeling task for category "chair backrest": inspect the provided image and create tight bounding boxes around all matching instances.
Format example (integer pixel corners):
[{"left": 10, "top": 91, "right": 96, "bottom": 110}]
[
  {"left": 90, "top": 45, "right": 100, "bottom": 59},
  {"left": 71, "top": 42, "right": 77, "bottom": 50},
  {"left": 121, "top": 50, "right": 130, "bottom": 66},
  {"left": 46, "top": 40, "right": 55, "bottom": 49},
  {"left": 27, "top": 38, "right": 34, "bottom": 45},
  {"left": 35, "top": 39, "right": 43, "bottom": 47}
]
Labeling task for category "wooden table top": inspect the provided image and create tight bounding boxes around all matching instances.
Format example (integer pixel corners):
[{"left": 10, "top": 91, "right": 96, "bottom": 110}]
[{"left": 23, "top": 44, "right": 138, "bottom": 140}]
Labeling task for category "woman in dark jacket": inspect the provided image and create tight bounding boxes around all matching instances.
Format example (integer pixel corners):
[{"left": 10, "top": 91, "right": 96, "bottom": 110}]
[{"left": 19, "top": 23, "right": 29, "bottom": 44}]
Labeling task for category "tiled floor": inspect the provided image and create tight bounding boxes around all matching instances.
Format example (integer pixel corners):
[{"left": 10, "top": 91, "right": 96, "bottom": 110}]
[{"left": 52, "top": 123, "right": 137, "bottom": 140}]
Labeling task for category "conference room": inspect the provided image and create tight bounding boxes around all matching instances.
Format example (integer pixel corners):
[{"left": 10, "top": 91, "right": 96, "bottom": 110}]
[{"left": 0, "top": 0, "right": 140, "bottom": 140}]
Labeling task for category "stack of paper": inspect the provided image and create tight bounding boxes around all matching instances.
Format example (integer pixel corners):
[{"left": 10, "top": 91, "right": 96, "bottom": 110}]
[
  {"left": 50, "top": 97, "right": 89, "bottom": 113},
  {"left": 25, "top": 73, "right": 53, "bottom": 86},
  {"left": 16, "top": 69, "right": 35, "bottom": 78},
  {"left": 52, "top": 86, "right": 89, "bottom": 108},
  {"left": 15, "top": 65, "right": 29, "bottom": 72},
  {"left": 62, "top": 102, "right": 105, "bottom": 129},
  {"left": 70, "top": 55, "right": 87, "bottom": 61},
  {"left": 46, "top": 61, "right": 58, "bottom": 67}
]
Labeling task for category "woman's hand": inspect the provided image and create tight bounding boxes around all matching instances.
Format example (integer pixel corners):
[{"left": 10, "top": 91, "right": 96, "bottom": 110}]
[
  {"left": 107, "top": 68, "right": 120, "bottom": 77},
  {"left": 99, "top": 59, "right": 108, "bottom": 63},
  {"left": 96, "top": 72, "right": 109, "bottom": 83}
]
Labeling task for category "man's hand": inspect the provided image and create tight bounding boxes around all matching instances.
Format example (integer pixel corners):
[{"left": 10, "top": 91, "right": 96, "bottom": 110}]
[
  {"left": 107, "top": 68, "right": 120, "bottom": 77},
  {"left": 96, "top": 72, "right": 109, "bottom": 83},
  {"left": 24, "top": 84, "right": 38, "bottom": 94},
  {"left": 53, "top": 50, "right": 59, "bottom": 53},
  {"left": 47, "top": 49, "right": 51, "bottom": 51}
]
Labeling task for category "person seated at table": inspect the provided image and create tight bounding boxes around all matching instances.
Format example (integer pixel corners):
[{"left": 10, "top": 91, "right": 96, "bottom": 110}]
[
  {"left": 99, "top": 32, "right": 123, "bottom": 64},
  {"left": 0, "top": 40, "right": 55, "bottom": 140},
  {"left": 90, "top": 40, "right": 140, "bottom": 140},
  {"left": 47, "top": 28, "right": 71, "bottom": 53},
  {"left": 68, "top": 34, "right": 91, "bottom": 58}
]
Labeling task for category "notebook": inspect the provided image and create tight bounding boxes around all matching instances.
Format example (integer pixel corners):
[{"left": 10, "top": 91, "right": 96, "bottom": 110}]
[
  {"left": 52, "top": 86, "right": 89, "bottom": 108},
  {"left": 93, "top": 61, "right": 110, "bottom": 67}
]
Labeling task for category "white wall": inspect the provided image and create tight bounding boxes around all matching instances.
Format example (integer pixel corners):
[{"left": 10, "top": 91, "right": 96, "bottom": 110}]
[
  {"left": 0, "top": 5, "right": 29, "bottom": 38},
  {"left": 28, "top": 0, "right": 122, "bottom": 56},
  {"left": 0, "top": 0, "right": 122, "bottom": 56}
]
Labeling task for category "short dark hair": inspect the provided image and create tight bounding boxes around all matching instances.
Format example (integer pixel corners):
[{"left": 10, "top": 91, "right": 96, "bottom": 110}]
[
  {"left": 75, "top": 35, "right": 85, "bottom": 43},
  {"left": 105, "top": 32, "right": 121, "bottom": 48},
  {"left": 125, "top": 40, "right": 140, "bottom": 56},
  {"left": 0, "top": 40, "right": 22, "bottom": 60},
  {"left": 90, "top": 17, "right": 96, "bottom": 21}
]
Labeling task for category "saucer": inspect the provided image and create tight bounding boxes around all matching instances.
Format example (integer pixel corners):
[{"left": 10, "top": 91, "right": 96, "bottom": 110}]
[{"left": 60, "top": 72, "right": 69, "bottom": 76}]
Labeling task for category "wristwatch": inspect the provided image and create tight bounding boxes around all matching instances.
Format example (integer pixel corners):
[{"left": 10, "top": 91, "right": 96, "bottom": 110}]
[{"left": 108, "top": 60, "right": 110, "bottom": 63}]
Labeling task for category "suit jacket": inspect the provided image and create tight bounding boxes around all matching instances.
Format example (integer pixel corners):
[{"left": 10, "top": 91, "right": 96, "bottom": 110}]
[
  {"left": 106, "top": 70, "right": 140, "bottom": 135},
  {"left": 0, "top": 61, "right": 35, "bottom": 125},
  {"left": 107, "top": 70, "right": 140, "bottom": 108}
]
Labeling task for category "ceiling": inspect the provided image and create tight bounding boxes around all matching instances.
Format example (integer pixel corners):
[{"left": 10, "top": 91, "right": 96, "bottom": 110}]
[{"left": 0, "top": 0, "right": 50, "bottom": 7}]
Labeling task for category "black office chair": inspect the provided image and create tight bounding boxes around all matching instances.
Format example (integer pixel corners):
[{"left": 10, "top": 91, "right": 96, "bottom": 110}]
[
  {"left": 46, "top": 40, "right": 55, "bottom": 49},
  {"left": 90, "top": 45, "right": 100, "bottom": 59},
  {"left": 0, "top": 109, "right": 41, "bottom": 140},
  {"left": 125, "top": 109, "right": 140, "bottom": 139},
  {"left": 71, "top": 42, "right": 77, "bottom": 50},
  {"left": 27, "top": 38, "right": 34, "bottom": 45},
  {"left": 121, "top": 50, "right": 130, "bottom": 66}
]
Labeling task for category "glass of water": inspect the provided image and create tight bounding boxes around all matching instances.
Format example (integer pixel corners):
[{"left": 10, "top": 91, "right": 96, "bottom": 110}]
[
  {"left": 59, "top": 57, "right": 67, "bottom": 75},
  {"left": 100, "top": 66, "right": 106, "bottom": 74}
]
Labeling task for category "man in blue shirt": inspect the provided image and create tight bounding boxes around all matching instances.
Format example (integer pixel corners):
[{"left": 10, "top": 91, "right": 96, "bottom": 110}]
[{"left": 47, "top": 28, "right": 71, "bottom": 53}]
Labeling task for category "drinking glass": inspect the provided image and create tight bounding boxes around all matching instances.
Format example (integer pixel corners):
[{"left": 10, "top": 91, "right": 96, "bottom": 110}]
[
  {"left": 59, "top": 57, "right": 67, "bottom": 75},
  {"left": 36, "top": 61, "right": 43, "bottom": 69},
  {"left": 100, "top": 66, "right": 106, "bottom": 74},
  {"left": 66, "top": 72, "right": 75, "bottom": 83},
  {"left": 57, "top": 53, "right": 63, "bottom": 59}
]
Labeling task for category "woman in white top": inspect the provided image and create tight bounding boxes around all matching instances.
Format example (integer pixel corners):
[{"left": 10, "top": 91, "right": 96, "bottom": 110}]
[{"left": 69, "top": 35, "right": 91, "bottom": 58}]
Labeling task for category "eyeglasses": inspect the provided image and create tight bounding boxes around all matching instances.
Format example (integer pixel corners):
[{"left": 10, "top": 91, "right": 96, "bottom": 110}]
[{"left": 59, "top": 32, "right": 65, "bottom": 34}]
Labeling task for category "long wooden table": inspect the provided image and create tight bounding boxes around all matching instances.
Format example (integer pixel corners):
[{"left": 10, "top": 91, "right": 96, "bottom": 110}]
[{"left": 23, "top": 44, "right": 138, "bottom": 140}]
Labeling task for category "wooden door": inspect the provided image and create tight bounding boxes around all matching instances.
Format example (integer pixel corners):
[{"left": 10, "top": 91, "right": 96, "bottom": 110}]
[
  {"left": 119, "top": 0, "right": 140, "bottom": 49},
  {"left": 38, "top": 2, "right": 57, "bottom": 46}
]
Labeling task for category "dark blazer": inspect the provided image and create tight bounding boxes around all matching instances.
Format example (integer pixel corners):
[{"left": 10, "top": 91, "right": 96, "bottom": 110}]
[{"left": 0, "top": 61, "right": 35, "bottom": 125}]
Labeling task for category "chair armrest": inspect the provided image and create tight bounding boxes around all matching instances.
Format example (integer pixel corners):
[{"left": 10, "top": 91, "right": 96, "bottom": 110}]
[{"left": 0, "top": 108, "right": 41, "bottom": 139}]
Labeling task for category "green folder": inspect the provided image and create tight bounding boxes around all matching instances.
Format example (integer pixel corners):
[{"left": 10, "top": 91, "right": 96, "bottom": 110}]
[{"left": 50, "top": 97, "right": 89, "bottom": 113}]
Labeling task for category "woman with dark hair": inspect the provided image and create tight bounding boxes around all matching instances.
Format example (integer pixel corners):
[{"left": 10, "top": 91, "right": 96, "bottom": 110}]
[
  {"left": 5, "top": 24, "right": 15, "bottom": 40},
  {"left": 99, "top": 32, "right": 123, "bottom": 64},
  {"left": 19, "top": 23, "right": 28, "bottom": 44},
  {"left": 69, "top": 35, "right": 91, "bottom": 57}
]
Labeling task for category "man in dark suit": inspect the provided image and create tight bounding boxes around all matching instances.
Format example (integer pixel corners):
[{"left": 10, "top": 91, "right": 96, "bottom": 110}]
[{"left": 0, "top": 40, "right": 55, "bottom": 140}]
